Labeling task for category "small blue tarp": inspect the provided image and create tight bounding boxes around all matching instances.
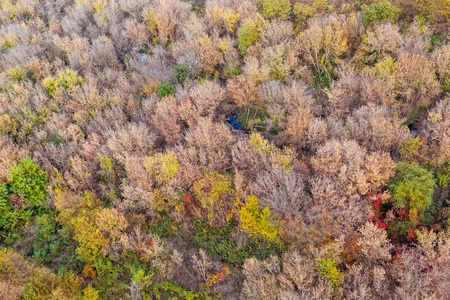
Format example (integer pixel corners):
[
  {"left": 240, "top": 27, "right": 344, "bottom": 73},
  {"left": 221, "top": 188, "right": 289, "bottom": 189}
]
[{"left": 227, "top": 115, "right": 244, "bottom": 131}]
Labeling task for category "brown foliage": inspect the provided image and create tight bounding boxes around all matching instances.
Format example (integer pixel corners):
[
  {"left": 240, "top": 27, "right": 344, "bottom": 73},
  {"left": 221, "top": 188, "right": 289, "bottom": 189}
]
[
  {"left": 183, "top": 118, "right": 235, "bottom": 173},
  {"left": 347, "top": 104, "right": 408, "bottom": 152},
  {"left": 227, "top": 75, "right": 262, "bottom": 108},
  {"left": 152, "top": 96, "right": 183, "bottom": 144},
  {"left": 0, "top": 136, "right": 28, "bottom": 181},
  {"left": 426, "top": 99, "right": 450, "bottom": 165},
  {"left": 397, "top": 53, "right": 441, "bottom": 111}
]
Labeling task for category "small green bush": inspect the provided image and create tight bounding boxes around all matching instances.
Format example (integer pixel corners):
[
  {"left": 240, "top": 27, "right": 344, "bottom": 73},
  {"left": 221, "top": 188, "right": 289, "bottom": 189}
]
[
  {"left": 193, "top": 221, "right": 285, "bottom": 266},
  {"left": 430, "top": 35, "right": 443, "bottom": 48},
  {"left": 312, "top": 68, "right": 333, "bottom": 89},
  {"left": 0, "top": 181, "right": 37, "bottom": 240},
  {"left": 435, "top": 173, "right": 450, "bottom": 188},
  {"left": 150, "top": 213, "right": 180, "bottom": 237},
  {"left": 223, "top": 67, "right": 241, "bottom": 79},
  {"left": 8, "top": 158, "right": 48, "bottom": 209},
  {"left": 390, "top": 162, "right": 435, "bottom": 219},
  {"left": 362, "top": 0, "right": 401, "bottom": 27},
  {"left": 157, "top": 82, "right": 175, "bottom": 98},
  {"left": 263, "top": 0, "right": 291, "bottom": 20},
  {"left": 402, "top": 109, "right": 420, "bottom": 127},
  {"left": 32, "top": 213, "right": 73, "bottom": 266},
  {"left": 7, "top": 66, "right": 26, "bottom": 83},
  {"left": 0, "top": 183, "right": 12, "bottom": 229},
  {"left": 174, "top": 64, "right": 190, "bottom": 83},
  {"left": 238, "top": 21, "right": 260, "bottom": 54}
]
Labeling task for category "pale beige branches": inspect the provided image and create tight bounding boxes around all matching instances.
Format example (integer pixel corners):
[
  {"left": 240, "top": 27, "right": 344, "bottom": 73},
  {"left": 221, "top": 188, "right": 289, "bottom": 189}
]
[
  {"left": 426, "top": 99, "right": 450, "bottom": 166},
  {"left": 346, "top": 104, "right": 408, "bottom": 152},
  {"left": 357, "top": 222, "right": 392, "bottom": 263},
  {"left": 189, "top": 80, "right": 225, "bottom": 118},
  {"left": 296, "top": 14, "right": 348, "bottom": 76},
  {"left": 311, "top": 139, "right": 396, "bottom": 195},
  {"left": 397, "top": 53, "right": 441, "bottom": 110},
  {"left": 152, "top": 96, "right": 183, "bottom": 144},
  {"left": 0, "top": 136, "right": 28, "bottom": 181},
  {"left": 183, "top": 118, "right": 235, "bottom": 173}
]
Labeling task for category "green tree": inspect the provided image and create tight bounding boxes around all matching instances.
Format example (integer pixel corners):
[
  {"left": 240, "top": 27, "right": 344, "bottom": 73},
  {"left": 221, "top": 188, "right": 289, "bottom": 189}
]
[
  {"left": 0, "top": 159, "right": 48, "bottom": 240},
  {"left": 238, "top": 21, "right": 260, "bottom": 54},
  {"left": 390, "top": 162, "right": 435, "bottom": 220},
  {"left": 0, "top": 183, "right": 13, "bottom": 231},
  {"left": 174, "top": 64, "right": 190, "bottom": 83},
  {"left": 263, "top": 0, "right": 291, "bottom": 20},
  {"left": 362, "top": 0, "right": 401, "bottom": 27},
  {"left": 157, "top": 82, "right": 175, "bottom": 98},
  {"left": 8, "top": 158, "right": 48, "bottom": 209}
]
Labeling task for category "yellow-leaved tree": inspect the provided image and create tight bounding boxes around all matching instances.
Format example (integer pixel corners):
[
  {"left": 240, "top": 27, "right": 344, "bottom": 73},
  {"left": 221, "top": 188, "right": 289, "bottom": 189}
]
[
  {"left": 144, "top": 151, "right": 179, "bottom": 185},
  {"left": 240, "top": 196, "right": 280, "bottom": 243},
  {"left": 54, "top": 189, "right": 127, "bottom": 264},
  {"left": 249, "top": 133, "right": 297, "bottom": 170},
  {"left": 194, "top": 172, "right": 235, "bottom": 226}
]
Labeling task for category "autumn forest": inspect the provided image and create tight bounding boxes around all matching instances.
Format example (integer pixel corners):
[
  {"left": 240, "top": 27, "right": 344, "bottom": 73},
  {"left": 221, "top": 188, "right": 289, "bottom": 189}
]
[{"left": 0, "top": 0, "right": 450, "bottom": 299}]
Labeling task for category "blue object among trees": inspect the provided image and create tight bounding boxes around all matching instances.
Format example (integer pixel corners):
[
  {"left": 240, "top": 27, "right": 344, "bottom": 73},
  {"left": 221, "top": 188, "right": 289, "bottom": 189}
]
[{"left": 227, "top": 115, "right": 244, "bottom": 131}]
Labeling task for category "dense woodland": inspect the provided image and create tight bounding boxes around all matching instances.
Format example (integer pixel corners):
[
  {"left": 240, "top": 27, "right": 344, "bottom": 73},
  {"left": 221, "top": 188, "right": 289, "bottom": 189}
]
[{"left": 0, "top": 0, "right": 450, "bottom": 299}]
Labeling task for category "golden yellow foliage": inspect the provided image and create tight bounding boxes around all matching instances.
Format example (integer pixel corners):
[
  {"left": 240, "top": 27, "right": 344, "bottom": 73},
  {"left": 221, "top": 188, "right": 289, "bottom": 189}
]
[
  {"left": 249, "top": 133, "right": 297, "bottom": 170},
  {"left": 194, "top": 172, "right": 235, "bottom": 224},
  {"left": 144, "top": 151, "right": 179, "bottom": 185},
  {"left": 240, "top": 196, "right": 280, "bottom": 242}
]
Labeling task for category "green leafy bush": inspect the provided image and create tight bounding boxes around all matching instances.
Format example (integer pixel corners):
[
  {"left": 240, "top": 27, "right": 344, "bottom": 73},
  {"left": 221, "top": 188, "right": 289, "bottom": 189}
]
[
  {"left": 193, "top": 221, "right": 284, "bottom": 266},
  {"left": 435, "top": 173, "right": 450, "bottom": 187},
  {"left": 263, "top": 0, "right": 291, "bottom": 20},
  {"left": 0, "top": 182, "right": 36, "bottom": 242},
  {"left": 174, "top": 64, "right": 190, "bottom": 82},
  {"left": 390, "top": 162, "right": 435, "bottom": 219},
  {"left": 0, "top": 183, "right": 12, "bottom": 229},
  {"left": 8, "top": 158, "right": 48, "bottom": 209},
  {"left": 32, "top": 213, "right": 75, "bottom": 267},
  {"left": 402, "top": 109, "right": 420, "bottom": 127},
  {"left": 7, "top": 66, "right": 26, "bottom": 82},
  {"left": 312, "top": 68, "right": 333, "bottom": 89},
  {"left": 238, "top": 21, "right": 259, "bottom": 54},
  {"left": 223, "top": 67, "right": 241, "bottom": 79},
  {"left": 150, "top": 213, "right": 180, "bottom": 237},
  {"left": 157, "top": 82, "right": 175, "bottom": 98},
  {"left": 362, "top": 0, "right": 401, "bottom": 27}
]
